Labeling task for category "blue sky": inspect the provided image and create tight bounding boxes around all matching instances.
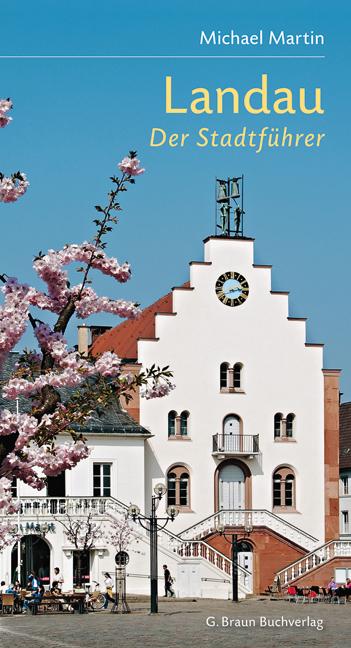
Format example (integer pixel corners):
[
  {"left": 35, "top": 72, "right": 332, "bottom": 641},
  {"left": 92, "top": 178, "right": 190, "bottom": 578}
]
[{"left": 1, "top": 1, "right": 351, "bottom": 398}]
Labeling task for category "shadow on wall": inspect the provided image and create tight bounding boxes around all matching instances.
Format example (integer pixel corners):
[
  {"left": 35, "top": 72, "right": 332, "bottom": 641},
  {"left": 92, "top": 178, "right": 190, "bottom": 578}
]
[{"left": 144, "top": 443, "right": 164, "bottom": 514}]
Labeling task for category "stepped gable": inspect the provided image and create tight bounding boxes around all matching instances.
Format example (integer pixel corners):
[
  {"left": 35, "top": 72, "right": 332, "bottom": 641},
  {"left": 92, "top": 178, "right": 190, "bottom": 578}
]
[
  {"left": 340, "top": 401, "right": 351, "bottom": 469},
  {"left": 91, "top": 284, "right": 189, "bottom": 360}
]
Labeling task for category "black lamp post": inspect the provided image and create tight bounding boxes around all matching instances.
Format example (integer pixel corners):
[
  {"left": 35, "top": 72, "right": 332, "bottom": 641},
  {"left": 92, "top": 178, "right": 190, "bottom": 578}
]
[
  {"left": 128, "top": 483, "right": 179, "bottom": 614},
  {"left": 218, "top": 521, "right": 253, "bottom": 602}
]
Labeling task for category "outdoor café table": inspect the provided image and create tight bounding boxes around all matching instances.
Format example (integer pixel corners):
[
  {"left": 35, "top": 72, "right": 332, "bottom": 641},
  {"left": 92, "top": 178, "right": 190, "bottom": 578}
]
[
  {"left": 25, "top": 592, "right": 87, "bottom": 615},
  {"left": 63, "top": 592, "right": 87, "bottom": 614}
]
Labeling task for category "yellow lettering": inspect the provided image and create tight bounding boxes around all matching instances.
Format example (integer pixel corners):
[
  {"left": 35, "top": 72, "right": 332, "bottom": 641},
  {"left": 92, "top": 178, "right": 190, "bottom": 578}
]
[
  {"left": 216, "top": 88, "right": 239, "bottom": 114},
  {"left": 300, "top": 88, "right": 324, "bottom": 114},
  {"left": 273, "top": 88, "right": 296, "bottom": 114},
  {"left": 165, "top": 76, "right": 187, "bottom": 114},
  {"left": 243, "top": 74, "right": 270, "bottom": 114},
  {"left": 191, "top": 88, "right": 213, "bottom": 114}
]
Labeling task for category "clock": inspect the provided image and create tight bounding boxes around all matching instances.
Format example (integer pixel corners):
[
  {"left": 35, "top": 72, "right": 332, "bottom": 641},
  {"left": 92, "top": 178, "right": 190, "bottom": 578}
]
[{"left": 215, "top": 271, "right": 249, "bottom": 307}]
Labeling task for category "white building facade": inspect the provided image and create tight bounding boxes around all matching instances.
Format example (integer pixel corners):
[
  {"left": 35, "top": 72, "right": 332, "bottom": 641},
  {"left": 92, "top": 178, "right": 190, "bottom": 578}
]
[{"left": 0, "top": 235, "right": 344, "bottom": 596}]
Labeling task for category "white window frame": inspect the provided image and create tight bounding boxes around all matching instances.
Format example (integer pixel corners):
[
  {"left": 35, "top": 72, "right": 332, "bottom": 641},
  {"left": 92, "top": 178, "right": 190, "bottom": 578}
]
[{"left": 93, "top": 462, "right": 112, "bottom": 497}]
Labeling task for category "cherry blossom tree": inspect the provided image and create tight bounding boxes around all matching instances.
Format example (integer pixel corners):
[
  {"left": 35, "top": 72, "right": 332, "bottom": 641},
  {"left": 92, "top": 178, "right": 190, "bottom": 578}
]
[
  {"left": 0, "top": 111, "right": 174, "bottom": 550},
  {"left": 0, "top": 98, "right": 29, "bottom": 203},
  {"left": 106, "top": 514, "right": 136, "bottom": 553}
]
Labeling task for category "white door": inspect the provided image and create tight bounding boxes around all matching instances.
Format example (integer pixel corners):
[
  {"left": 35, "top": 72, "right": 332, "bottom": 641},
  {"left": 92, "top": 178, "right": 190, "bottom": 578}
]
[
  {"left": 223, "top": 415, "right": 241, "bottom": 452},
  {"left": 219, "top": 464, "right": 245, "bottom": 509},
  {"left": 238, "top": 550, "right": 253, "bottom": 593}
]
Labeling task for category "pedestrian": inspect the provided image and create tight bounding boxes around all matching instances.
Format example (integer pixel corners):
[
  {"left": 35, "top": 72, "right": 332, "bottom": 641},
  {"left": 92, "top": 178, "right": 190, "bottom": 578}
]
[
  {"left": 163, "top": 565, "right": 174, "bottom": 598},
  {"left": 103, "top": 572, "right": 115, "bottom": 609},
  {"left": 0, "top": 580, "right": 5, "bottom": 594}
]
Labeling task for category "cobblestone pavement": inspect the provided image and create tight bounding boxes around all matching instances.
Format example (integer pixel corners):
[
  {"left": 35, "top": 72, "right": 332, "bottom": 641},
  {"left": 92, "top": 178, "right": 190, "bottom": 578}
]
[{"left": 0, "top": 598, "right": 349, "bottom": 648}]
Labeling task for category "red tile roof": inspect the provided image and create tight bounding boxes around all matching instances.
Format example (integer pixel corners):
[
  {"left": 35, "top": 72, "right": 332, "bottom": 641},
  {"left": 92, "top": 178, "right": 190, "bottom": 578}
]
[{"left": 91, "top": 290, "right": 175, "bottom": 360}]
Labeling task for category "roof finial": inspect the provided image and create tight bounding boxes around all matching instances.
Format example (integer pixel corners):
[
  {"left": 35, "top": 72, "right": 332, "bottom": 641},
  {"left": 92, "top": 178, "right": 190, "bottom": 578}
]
[{"left": 215, "top": 175, "right": 245, "bottom": 237}]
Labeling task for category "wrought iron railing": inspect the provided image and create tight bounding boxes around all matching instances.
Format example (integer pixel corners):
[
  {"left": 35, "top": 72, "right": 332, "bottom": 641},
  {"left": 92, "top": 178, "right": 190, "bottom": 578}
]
[{"left": 213, "top": 434, "right": 259, "bottom": 454}]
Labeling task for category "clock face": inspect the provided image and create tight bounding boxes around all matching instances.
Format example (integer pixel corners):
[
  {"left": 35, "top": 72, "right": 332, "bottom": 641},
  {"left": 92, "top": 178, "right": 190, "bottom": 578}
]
[{"left": 215, "top": 271, "right": 249, "bottom": 307}]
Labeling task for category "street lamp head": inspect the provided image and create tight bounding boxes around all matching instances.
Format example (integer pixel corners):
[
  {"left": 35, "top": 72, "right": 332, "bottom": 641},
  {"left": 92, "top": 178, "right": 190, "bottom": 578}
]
[
  {"left": 245, "top": 522, "right": 253, "bottom": 535},
  {"left": 128, "top": 504, "right": 140, "bottom": 520},
  {"left": 154, "top": 483, "right": 167, "bottom": 499},
  {"left": 166, "top": 505, "right": 179, "bottom": 520},
  {"left": 217, "top": 524, "right": 225, "bottom": 534}
]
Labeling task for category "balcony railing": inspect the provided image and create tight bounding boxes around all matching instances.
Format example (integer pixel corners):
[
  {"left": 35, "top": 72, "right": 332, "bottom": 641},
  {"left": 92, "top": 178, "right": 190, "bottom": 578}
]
[{"left": 212, "top": 434, "right": 259, "bottom": 456}]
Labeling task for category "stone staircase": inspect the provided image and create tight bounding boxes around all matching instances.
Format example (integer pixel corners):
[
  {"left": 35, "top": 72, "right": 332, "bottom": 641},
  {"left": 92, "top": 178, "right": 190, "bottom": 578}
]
[
  {"left": 276, "top": 539, "right": 351, "bottom": 587},
  {"left": 13, "top": 496, "right": 337, "bottom": 597},
  {"left": 177, "top": 509, "right": 319, "bottom": 551}
]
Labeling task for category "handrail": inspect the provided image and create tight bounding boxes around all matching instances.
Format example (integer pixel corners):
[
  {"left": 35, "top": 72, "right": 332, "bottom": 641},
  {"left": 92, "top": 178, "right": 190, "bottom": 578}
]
[
  {"left": 178, "top": 508, "right": 319, "bottom": 543},
  {"left": 276, "top": 539, "right": 351, "bottom": 584},
  {"left": 213, "top": 434, "right": 259, "bottom": 454}
]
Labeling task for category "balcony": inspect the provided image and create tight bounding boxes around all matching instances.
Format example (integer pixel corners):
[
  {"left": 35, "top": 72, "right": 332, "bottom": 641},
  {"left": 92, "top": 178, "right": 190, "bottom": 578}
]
[{"left": 212, "top": 434, "right": 259, "bottom": 457}]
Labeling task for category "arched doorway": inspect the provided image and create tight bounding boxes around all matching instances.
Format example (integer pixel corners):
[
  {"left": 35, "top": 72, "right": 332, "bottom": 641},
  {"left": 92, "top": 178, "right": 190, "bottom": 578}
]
[
  {"left": 11, "top": 535, "right": 50, "bottom": 587},
  {"left": 219, "top": 464, "right": 245, "bottom": 509},
  {"left": 223, "top": 414, "right": 241, "bottom": 435}
]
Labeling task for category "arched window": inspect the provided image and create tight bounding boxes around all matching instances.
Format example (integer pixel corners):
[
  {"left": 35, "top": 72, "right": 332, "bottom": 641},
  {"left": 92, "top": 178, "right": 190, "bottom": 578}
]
[
  {"left": 273, "top": 467, "right": 296, "bottom": 509},
  {"left": 274, "top": 413, "right": 283, "bottom": 438},
  {"left": 180, "top": 411, "right": 189, "bottom": 436},
  {"left": 167, "top": 466, "right": 190, "bottom": 509},
  {"left": 286, "top": 413, "right": 295, "bottom": 438},
  {"left": 220, "top": 362, "right": 229, "bottom": 389},
  {"left": 168, "top": 411, "right": 177, "bottom": 437},
  {"left": 233, "top": 363, "right": 242, "bottom": 389}
]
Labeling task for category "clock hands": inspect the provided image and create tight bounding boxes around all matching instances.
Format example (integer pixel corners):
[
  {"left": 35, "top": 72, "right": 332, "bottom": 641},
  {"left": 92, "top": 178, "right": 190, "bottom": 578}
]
[{"left": 225, "top": 286, "right": 242, "bottom": 295}]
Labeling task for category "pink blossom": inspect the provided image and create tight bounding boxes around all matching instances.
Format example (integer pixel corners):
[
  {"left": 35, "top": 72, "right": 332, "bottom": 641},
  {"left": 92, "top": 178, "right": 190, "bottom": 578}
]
[
  {"left": 73, "top": 286, "right": 140, "bottom": 319},
  {"left": 0, "top": 173, "right": 29, "bottom": 203},
  {"left": 140, "top": 380, "right": 176, "bottom": 400},
  {"left": 0, "top": 98, "right": 12, "bottom": 129},
  {"left": 0, "top": 278, "right": 31, "bottom": 366},
  {"left": 118, "top": 157, "right": 145, "bottom": 176}
]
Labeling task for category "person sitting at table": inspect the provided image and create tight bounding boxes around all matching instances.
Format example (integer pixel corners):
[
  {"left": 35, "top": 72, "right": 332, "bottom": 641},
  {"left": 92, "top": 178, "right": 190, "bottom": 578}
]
[
  {"left": 27, "top": 570, "right": 40, "bottom": 593},
  {"left": 327, "top": 577, "right": 337, "bottom": 594},
  {"left": 287, "top": 585, "right": 297, "bottom": 596},
  {"left": 308, "top": 588, "right": 318, "bottom": 599},
  {"left": 22, "top": 584, "right": 44, "bottom": 613}
]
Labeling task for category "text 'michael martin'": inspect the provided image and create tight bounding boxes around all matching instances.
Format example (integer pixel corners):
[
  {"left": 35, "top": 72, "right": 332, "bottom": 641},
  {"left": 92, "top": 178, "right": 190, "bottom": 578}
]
[{"left": 200, "top": 30, "right": 325, "bottom": 46}]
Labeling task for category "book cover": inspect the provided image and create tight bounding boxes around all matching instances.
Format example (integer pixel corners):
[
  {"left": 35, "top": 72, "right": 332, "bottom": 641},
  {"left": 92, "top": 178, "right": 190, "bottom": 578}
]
[{"left": 0, "top": 1, "right": 350, "bottom": 646}]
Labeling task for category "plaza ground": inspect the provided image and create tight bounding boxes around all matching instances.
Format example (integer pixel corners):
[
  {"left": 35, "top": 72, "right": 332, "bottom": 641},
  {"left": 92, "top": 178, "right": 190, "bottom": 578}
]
[{"left": 0, "top": 598, "right": 349, "bottom": 648}]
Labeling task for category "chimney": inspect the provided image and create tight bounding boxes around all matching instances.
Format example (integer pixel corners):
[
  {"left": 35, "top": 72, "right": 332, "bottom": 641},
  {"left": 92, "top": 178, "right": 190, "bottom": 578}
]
[{"left": 78, "top": 324, "right": 90, "bottom": 356}]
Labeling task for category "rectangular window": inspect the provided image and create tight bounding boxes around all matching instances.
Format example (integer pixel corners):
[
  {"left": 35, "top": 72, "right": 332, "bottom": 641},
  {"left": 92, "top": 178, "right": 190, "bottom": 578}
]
[
  {"left": 285, "top": 480, "right": 293, "bottom": 506},
  {"left": 167, "top": 478, "right": 176, "bottom": 506},
  {"left": 273, "top": 479, "right": 281, "bottom": 506},
  {"left": 179, "top": 477, "right": 188, "bottom": 506},
  {"left": 11, "top": 478, "right": 17, "bottom": 498},
  {"left": 342, "top": 477, "right": 349, "bottom": 495},
  {"left": 93, "top": 463, "right": 111, "bottom": 497},
  {"left": 342, "top": 510, "right": 349, "bottom": 534}
]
